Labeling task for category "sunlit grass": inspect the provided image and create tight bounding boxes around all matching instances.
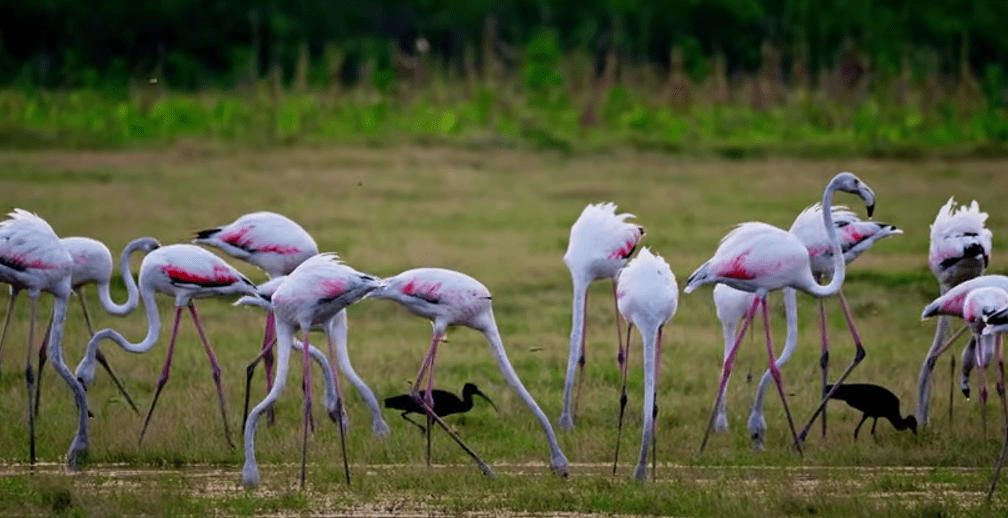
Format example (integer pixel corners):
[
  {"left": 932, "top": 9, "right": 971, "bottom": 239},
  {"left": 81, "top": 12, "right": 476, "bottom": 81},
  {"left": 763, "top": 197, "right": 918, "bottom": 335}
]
[{"left": 1, "top": 146, "right": 1008, "bottom": 515}]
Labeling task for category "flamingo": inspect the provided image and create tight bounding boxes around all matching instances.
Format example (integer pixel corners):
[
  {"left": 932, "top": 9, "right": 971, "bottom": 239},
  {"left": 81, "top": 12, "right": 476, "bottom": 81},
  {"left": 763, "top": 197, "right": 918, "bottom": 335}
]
[
  {"left": 560, "top": 202, "right": 645, "bottom": 431},
  {"left": 918, "top": 198, "right": 992, "bottom": 426},
  {"left": 194, "top": 211, "right": 319, "bottom": 424},
  {"left": 234, "top": 277, "right": 389, "bottom": 438},
  {"left": 368, "top": 267, "right": 568, "bottom": 478},
  {"left": 242, "top": 254, "right": 381, "bottom": 488},
  {"left": 610, "top": 248, "right": 677, "bottom": 482},
  {"left": 712, "top": 204, "right": 900, "bottom": 444},
  {"left": 0, "top": 209, "right": 88, "bottom": 467},
  {"left": 978, "top": 301, "right": 1008, "bottom": 499},
  {"left": 921, "top": 278, "right": 1008, "bottom": 440},
  {"left": 35, "top": 236, "right": 162, "bottom": 416},
  {"left": 686, "top": 172, "right": 876, "bottom": 454},
  {"left": 75, "top": 241, "right": 259, "bottom": 449}
]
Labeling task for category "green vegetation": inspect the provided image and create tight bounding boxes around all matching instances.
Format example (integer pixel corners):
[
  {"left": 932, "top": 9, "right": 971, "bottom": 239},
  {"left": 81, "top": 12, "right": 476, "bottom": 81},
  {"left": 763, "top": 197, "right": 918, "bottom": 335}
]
[{"left": 0, "top": 147, "right": 1007, "bottom": 515}]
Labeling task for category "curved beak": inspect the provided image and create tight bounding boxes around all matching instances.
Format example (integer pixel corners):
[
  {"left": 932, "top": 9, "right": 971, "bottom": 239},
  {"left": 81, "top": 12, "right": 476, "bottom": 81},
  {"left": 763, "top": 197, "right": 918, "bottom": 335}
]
[
  {"left": 859, "top": 184, "right": 876, "bottom": 218},
  {"left": 475, "top": 389, "right": 498, "bottom": 413}
]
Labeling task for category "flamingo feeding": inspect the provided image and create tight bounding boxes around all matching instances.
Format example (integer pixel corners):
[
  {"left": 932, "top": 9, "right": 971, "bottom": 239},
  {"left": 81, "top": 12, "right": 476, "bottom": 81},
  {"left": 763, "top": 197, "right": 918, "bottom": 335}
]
[
  {"left": 194, "top": 211, "right": 319, "bottom": 424},
  {"left": 560, "top": 202, "right": 645, "bottom": 431},
  {"left": 611, "top": 247, "right": 678, "bottom": 481},
  {"left": 368, "top": 267, "right": 569, "bottom": 478},
  {"left": 75, "top": 240, "right": 259, "bottom": 449},
  {"left": 0, "top": 209, "right": 89, "bottom": 467},
  {"left": 35, "top": 236, "right": 159, "bottom": 416},
  {"left": 711, "top": 204, "right": 900, "bottom": 445},
  {"left": 234, "top": 277, "right": 390, "bottom": 438},
  {"left": 686, "top": 172, "right": 876, "bottom": 454},
  {"left": 917, "top": 198, "right": 992, "bottom": 426},
  {"left": 241, "top": 254, "right": 381, "bottom": 488},
  {"left": 978, "top": 300, "right": 1008, "bottom": 500}
]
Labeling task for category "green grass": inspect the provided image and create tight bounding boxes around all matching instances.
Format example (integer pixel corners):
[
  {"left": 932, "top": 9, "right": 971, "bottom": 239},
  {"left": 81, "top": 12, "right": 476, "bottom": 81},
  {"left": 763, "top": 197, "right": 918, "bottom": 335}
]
[{"left": 1, "top": 146, "right": 1008, "bottom": 516}]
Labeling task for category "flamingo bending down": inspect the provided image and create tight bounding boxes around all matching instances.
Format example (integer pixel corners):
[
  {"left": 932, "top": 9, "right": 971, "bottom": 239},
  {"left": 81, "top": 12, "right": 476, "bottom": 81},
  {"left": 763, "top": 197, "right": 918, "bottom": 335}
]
[
  {"left": 369, "top": 267, "right": 568, "bottom": 478},
  {"left": 978, "top": 302, "right": 1008, "bottom": 499},
  {"left": 35, "top": 236, "right": 160, "bottom": 415},
  {"left": 686, "top": 172, "right": 876, "bottom": 454},
  {"left": 242, "top": 254, "right": 381, "bottom": 488},
  {"left": 0, "top": 209, "right": 88, "bottom": 467},
  {"left": 75, "top": 241, "right": 259, "bottom": 449},
  {"left": 234, "top": 278, "right": 389, "bottom": 438},
  {"left": 918, "top": 198, "right": 992, "bottom": 426},
  {"left": 712, "top": 204, "right": 900, "bottom": 443},
  {"left": 560, "top": 202, "right": 644, "bottom": 430},
  {"left": 611, "top": 248, "right": 677, "bottom": 481},
  {"left": 194, "top": 211, "right": 319, "bottom": 424}
]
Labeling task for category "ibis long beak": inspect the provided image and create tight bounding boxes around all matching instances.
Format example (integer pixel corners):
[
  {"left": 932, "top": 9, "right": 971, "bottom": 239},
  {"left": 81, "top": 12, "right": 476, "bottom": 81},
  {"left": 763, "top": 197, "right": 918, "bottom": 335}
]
[{"left": 475, "top": 389, "right": 498, "bottom": 412}]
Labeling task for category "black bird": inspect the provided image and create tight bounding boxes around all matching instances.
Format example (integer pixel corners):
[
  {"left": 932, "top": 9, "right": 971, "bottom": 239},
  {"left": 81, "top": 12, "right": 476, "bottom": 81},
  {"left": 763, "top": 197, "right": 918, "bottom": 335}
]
[
  {"left": 384, "top": 383, "right": 498, "bottom": 431},
  {"left": 826, "top": 383, "right": 918, "bottom": 439}
]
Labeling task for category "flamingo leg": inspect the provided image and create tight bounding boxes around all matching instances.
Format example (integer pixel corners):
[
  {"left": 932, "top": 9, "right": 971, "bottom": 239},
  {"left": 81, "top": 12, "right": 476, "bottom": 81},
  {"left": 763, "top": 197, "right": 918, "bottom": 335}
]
[
  {"left": 324, "top": 332, "right": 350, "bottom": 485},
  {"left": 188, "top": 303, "right": 235, "bottom": 449},
  {"left": 977, "top": 335, "right": 990, "bottom": 442},
  {"left": 0, "top": 288, "right": 19, "bottom": 384},
  {"left": 989, "top": 334, "right": 1007, "bottom": 500},
  {"left": 612, "top": 322, "right": 633, "bottom": 476},
  {"left": 26, "top": 296, "right": 37, "bottom": 465},
  {"left": 951, "top": 354, "right": 956, "bottom": 425},
  {"left": 762, "top": 297, "right": 802, "bottom": 455},
  {"left": 818, "top": 296, "right": 828, "bottom": 439},
  {"left": 410, "top": 330, "right": 494, "bottom": 477},
  {"left": 699, "top": 295, "right": 760, "bottom": 454},
  {"left": 299, "top": 327, "right": 312, "bottom": 489},
  {"left": 799, "top": 291, "right": 866, "bottom": 443},
  {"left": 33, "top": 315, "right": 53, "bottom": 418},
  {"left": 139, "top": 306, "right": 183, "bottom": 446},
  {"left": 244, "top": 334, "right": 278, "bottom": 426},
  {"left": 262, "top": 312, "right": 276, "bottom": 426},
  {"left": 572, "top": 291, "right": 590, "bottom": 422}
]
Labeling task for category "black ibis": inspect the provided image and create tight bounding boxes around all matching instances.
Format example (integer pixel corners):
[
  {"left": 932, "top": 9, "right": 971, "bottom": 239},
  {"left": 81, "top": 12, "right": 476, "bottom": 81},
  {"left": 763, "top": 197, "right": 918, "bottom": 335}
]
[
  {"left": 384, "top": 383, "right": 497, "bottom": 432},
  {"left": 826, "top": 383, "right": 917, "bottom": 438}
]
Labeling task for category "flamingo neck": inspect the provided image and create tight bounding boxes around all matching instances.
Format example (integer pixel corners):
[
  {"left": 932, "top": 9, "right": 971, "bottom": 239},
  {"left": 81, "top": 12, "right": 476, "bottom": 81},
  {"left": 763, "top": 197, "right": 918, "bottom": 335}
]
[
  {"left": 101, "top": 239, "right": 145, "bottom": 315},
  {"left": 806, "top": 182, "right": 846, "bottom": 297},
  {"left": 753, "top": 288, "right": 799, "bottom": 412}
]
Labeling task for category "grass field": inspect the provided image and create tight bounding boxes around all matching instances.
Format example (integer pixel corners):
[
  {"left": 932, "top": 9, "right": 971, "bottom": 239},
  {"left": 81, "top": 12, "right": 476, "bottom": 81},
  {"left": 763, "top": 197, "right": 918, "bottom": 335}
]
[{"left": 1, "top": 145, "right": 1008, "bottom": 516}]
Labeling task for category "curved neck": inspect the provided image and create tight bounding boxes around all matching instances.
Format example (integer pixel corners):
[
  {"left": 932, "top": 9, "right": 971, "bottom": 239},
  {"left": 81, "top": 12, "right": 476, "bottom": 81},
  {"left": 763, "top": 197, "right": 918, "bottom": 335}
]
[
  {"left": 568, "top": 276, "right": 589, "bottom": 352},
  {"left": 101, "top": 239, "right": 146, "bottom": 315},
  {"left": 806, "top": 184, "right": 846, "bottom": 297},
  {"left": 87, "top": 285, "right": 161, "bottom": 359},
  {"left": 753, "top": 288, "right": 799, "bottom": 411}
]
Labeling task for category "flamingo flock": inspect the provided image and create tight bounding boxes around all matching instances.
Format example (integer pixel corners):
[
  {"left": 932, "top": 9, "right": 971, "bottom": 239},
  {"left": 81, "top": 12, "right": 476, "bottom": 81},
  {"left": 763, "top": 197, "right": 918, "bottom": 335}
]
[{"left": 3, "top": 172, "right": 1007, "bottom": 498}]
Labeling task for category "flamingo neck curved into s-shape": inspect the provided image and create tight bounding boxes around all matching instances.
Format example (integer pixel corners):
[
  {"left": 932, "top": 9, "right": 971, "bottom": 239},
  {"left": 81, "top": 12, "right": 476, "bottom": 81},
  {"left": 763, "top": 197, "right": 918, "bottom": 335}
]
[
  {"left": 560, "top": 274, "right": 589, "bottom": 428},
  {"left": 805, "top": 179, "right": 846, "bottom": 298},
  {"left": 477, "top": 311, "right": 569, "bottom": 476},
  {"left": 98, "top": 238, "right": 152, "bottom": 316},
  {"left": 77, "top": 283, "right": 161, "bottom": 385}
]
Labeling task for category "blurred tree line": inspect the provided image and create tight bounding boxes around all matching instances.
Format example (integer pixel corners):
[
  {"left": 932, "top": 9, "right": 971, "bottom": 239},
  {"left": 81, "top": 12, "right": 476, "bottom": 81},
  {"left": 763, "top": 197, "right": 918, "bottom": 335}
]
[{"left": 1, "top": 0, "right": 1006, "bottom": 97}]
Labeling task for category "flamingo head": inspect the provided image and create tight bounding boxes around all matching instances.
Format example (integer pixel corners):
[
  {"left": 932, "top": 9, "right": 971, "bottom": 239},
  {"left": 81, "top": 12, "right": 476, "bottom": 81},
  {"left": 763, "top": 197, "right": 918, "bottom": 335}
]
[{"left": 831, "top": 172, "right": 875, "bottom": 217}]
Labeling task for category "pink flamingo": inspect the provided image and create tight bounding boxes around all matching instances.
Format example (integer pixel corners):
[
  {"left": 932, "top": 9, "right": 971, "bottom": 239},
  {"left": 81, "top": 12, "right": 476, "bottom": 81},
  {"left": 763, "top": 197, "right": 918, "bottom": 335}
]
[
  {"left": 611, "top": 248, "right": 677, "bottom": 481},
  {"left": 686, "top": 172, "right": 876, "bottom": 453},
  {"left": 369, "top": 267, "right": 568, "bottom": 478},
  {"left": 561, "top": 202, "right": 645, "bottom": 430},
  {"left": 918, "top": 198, "right": 992, "bottom": 425},
  {"left": 712, "top": 204, "right": 900, "bottom": 444},
  {"left": 34, "top": 236, "right": 161, "bottom": 415},
  {"left": 977, "top": 294, "right": 1008, "bottom": 499},
  {"left": 0, "top": 209, "right": 88, "bottom": 467},
  {"left": 242, "top": 254, "right": 381, "bottom": 488},
  {"left": 75, "top": 241, "right": 259, "bottom": 448},
  {"left": 234, "top": 276, "right": 390, "bottom": 437},
  {"left": 194, "top": 211, "right": 319, "bottom": 423}
]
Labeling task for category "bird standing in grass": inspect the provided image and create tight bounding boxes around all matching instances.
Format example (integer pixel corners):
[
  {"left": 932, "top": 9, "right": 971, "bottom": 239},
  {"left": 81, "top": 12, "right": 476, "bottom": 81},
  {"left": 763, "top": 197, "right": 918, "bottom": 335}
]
[
  {"left": 0, "top": 209, "right": 89, "bottom": 468},
  {"left": 194, "top": 211, "right": 319, "bottom": 424},
  {"left": 918, "top": 198, "right": 992, "bottom": 426},
  {"left": 369, "top": 267, "right": 568, "bottom": 478},
  {"left": 825, "top": 383, "right": 917, "bottom": 439},
  {"left": 241, "top": 254, "right": 381, "bottom": 488},
  {"left": 384, "top": 382, "right": 497, "bottom": 431},
  {"left": 75, "top": 241, "right": 259, "bottom": 449},
  {"left": 611, "top": 247, "right": 677, "bottom": 482},
  {"left": 687, "top": 172, "right": 876, "bottom": 454},
  {"left": 560, "top": 202, "right": 645, "bottom": 431}
]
